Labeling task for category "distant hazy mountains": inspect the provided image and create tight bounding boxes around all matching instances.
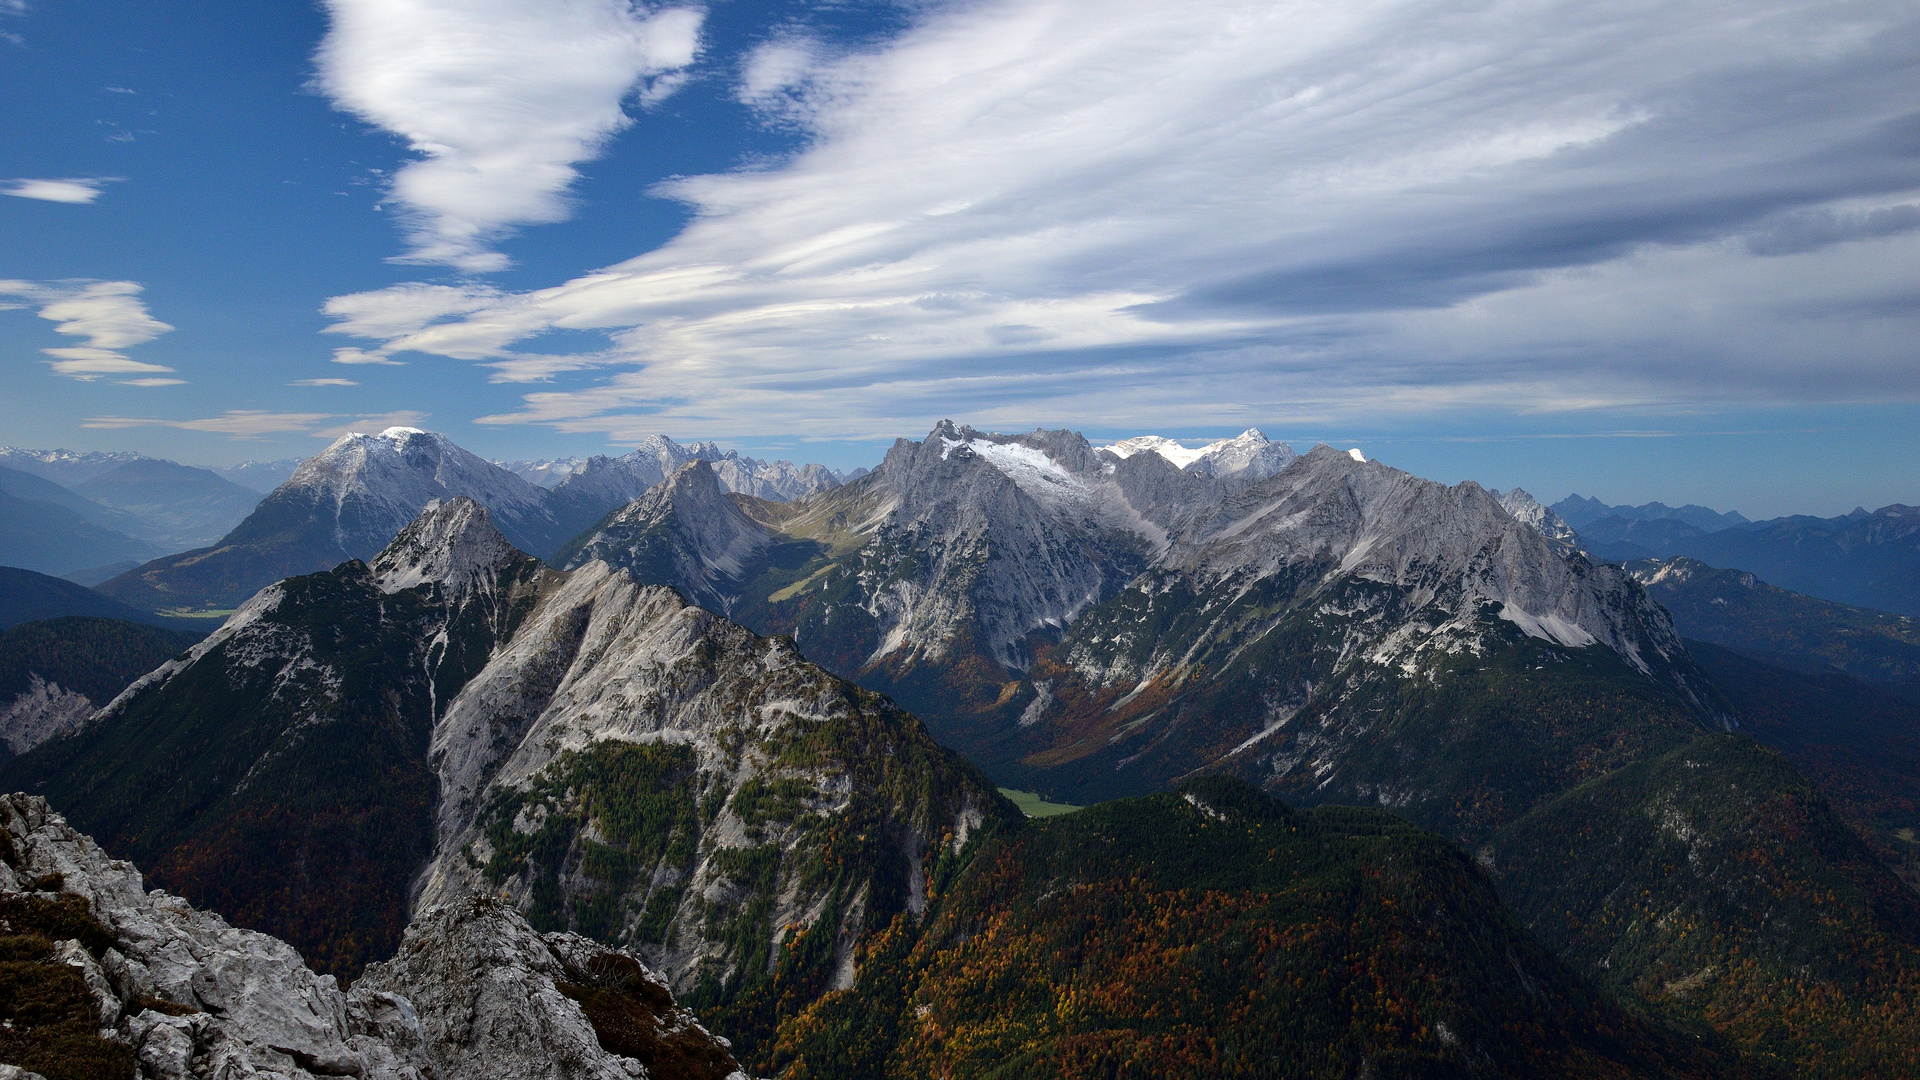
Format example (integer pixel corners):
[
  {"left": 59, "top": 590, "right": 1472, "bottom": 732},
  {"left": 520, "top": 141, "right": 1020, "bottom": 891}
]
[
  {"left": 1557, "top": 493, "right": 1920, "bottom": 617},
  {"left": 502, "top": 434, "right": 861, "bottom": 501},
  {"left": 1633, "top": 555, "right": 1920, "bottom": 683},
  {"left": 0, "top": 467, "right": 164, "bottom": 577},
  {"left": 0, "top": 448, "right": 267, "bottom": 574}
]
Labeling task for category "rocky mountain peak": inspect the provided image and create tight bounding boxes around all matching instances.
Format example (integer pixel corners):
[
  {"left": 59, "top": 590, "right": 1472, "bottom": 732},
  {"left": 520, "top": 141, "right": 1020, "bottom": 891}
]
[
  {"left": 370, "top": 497, "right": 523, "bottom": 597},
  {"left": 555, "top": 461, "right": 776, "bottom": 614},
  {"left": 1492, "top": 486, "right": 1579, "bottom": 544}
]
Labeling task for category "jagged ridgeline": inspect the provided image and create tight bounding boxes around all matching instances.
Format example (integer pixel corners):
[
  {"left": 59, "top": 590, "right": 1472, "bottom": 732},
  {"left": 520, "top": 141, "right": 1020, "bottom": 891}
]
[
  {"left": 773, "top": 778, "right": 1739, "bottom": 1080},
  {"left": 562, "top": 422, "right": 1724, "bottom": 830},
  {"left": 560, "top": 422, "right": 1920, "bottom": 1078},
  {"left": 3, "top": 498, "right": 1016, "bottom": 1070},
  {"left": 2, "top": 499, "right": 552, "bottom": 977}
]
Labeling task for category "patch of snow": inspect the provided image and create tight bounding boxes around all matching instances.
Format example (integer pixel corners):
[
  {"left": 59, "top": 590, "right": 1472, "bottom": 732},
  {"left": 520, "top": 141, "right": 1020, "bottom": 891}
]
[
  {"left": 968, "top": 440, "right": 1092, "bottom": 503},
  {"left": 1107, "top": 435, "right": 1214, "bottom": 468},
  {"left": 1348, "top": 448, "right": 1365, "bottom": 462},
  {"left": 1182, "top": 792, "right": 1225, "bottom": 820}
]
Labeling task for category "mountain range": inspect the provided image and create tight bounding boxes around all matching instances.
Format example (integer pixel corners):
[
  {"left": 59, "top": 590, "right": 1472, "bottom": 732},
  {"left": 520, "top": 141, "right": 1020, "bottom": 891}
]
[
  {"left": 87, "top": 429, "right": 855, "bottom": 617},
  {"left": 503, "top": 436, "right": 860, "bottom": 500},
  {"left": 1554, "top": 493, "right": 1920, "bottom": 616},
  {"left": 3, "top": 421, "right": 1917, "bottom": 1077},
  {"left": 534, "top": 420, "right": 1919, "bottom": 1074}
]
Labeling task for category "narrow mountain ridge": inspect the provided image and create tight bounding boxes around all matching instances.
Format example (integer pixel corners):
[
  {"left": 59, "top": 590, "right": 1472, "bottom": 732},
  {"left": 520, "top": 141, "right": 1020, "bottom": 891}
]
[{"left": 7, "top": 498, "right": 1016, "bottom": 1072}]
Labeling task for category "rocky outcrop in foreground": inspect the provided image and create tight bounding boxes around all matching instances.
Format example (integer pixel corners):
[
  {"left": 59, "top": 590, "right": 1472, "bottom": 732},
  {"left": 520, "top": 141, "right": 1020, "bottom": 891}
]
[
  {"left": 358, "top": 899, "right": 743, "bottom": 1080},
  {"left": 0, "top": 794, "right": 743, "bottom": 1080}
]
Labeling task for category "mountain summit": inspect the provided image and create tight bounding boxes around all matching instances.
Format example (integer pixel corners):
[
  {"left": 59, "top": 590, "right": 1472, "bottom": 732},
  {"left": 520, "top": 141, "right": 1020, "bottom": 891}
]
[{"left": 94, "top": 427, "right": 563, "bottom": 613}]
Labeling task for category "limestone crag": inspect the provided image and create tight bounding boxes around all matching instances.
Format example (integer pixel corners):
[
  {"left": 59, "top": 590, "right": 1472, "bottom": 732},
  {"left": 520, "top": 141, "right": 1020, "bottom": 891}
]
[
  {"left": 413, "top": 557, "right": 1010, "bottom": 1002},
  {"left": 0, "top": 675, "right": 94, "bottom": 756},
  {"left": 356, "top": 898, "right": 744, "bottom": 1080},
  {"left": 1, "top": 794, "right": 747, "bottom": 1080},
  {"left": 0, "top": 792, "right": 436, "bottom": 1080}
]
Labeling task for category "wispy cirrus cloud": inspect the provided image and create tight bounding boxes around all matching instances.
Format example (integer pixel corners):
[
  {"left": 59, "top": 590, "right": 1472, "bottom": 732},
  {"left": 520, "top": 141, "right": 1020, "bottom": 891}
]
[
  {"left": 3, "top": 177, "right": 114, "bottom": 204},
  {"left": 0, "top": 279, "right": 178, "bottom": 382},
  {"left": 82, "top": 409, "right": 429, "bottom": 438},
  {"left": 313, "top": 0, "right": 705, "bottom": 272},
  {"left": 323, "top": 0, "right": 1920, "bottom": 442}
]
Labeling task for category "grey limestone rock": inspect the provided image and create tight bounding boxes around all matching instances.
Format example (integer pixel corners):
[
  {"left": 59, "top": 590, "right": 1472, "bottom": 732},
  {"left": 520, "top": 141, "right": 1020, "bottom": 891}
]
[
  {"left": 356, "top": 897, "right": 744, "bottom": 1080},
  {"left": 0, "top": 792, "right": 437, "bottom": 1080}
]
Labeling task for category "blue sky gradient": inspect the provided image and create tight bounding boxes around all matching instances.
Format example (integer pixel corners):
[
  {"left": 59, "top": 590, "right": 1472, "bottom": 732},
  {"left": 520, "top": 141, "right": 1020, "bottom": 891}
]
[{"left": 3, "top": 0, "right": 1916, "bottom": 518}]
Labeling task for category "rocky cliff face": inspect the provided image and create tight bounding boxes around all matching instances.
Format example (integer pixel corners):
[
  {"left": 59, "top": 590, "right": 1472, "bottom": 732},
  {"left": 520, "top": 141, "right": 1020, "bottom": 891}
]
[
  {"left": 357, "top": 897, "right": 745, "bottom": 1080},
  {"left": 412, "top": 554, "right": 1015, "bottom": 1058},
  {"left": 0, "top": 793, "right": 742, "bottom": 1080},
  {"left": 545, "top": 438, "right": 843, "bottom": 544},
  {"left": 1492, "top": 486, "right": 1578, "bottom": 544},
  {"left": 0, "top": 791, "right": 437, "bottom": 1080},
  {"left": 553, "top": 463, "right": 779, "bottom": 616},
  {"left": 1006, "top": 445, "right": 1725, "bottom": 826}
]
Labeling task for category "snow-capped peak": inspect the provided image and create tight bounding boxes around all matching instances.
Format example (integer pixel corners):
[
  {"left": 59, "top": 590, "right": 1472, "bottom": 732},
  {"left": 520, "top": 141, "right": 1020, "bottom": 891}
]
[
  {"left": 1102, "top": 429, "right": 1296, "bottom": 478},
  {"left": 1348, "top": 448, "right": 1365, "bottom": 462},
  {"left": 1106, "top": 435, "right": 1217, "bottom": 468}
]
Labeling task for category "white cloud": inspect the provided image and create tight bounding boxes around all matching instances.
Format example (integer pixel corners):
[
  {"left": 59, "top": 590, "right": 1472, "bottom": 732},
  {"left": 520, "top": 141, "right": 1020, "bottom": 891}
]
[
  {"left": 3, "top": 178, "right": 109, "bottom": 204},
  {"left": 80, "top": 409, "right": 429, "bottom": 438},
  {"left": 0, "top": 279, "right": 176, "bottom": 381},
  {"left": 120, "top": 378, "right": 186, "bottom": 387},
  {"left": 293, "top": 377, "right": 359, "bottom": 386},
  {"left": 84, "top": 411, "right": 335, "bottom": 436},
  {"left": 313, "top": 0, "right": 705, "bottom": 271},
  {"left": 330, "top": 347, "right": 406, "bottom": 366},
  {"left": 736, "top": 38, "right": 825, "bottom": 123},
  {"left": 325, "top": 0, "right": 1920, "bottom": 439}
]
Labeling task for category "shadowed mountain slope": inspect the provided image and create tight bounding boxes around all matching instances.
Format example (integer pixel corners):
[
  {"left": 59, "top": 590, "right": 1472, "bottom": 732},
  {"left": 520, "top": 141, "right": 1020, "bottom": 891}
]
[
  {"left": 775, "top": 777, "right": 1742, "bottom": 1080},
  {"left": 0, "top": 616, "right": 202, "bottom": 759},
  {"left": 1489, "top": 734, "right": 1920, "bottom": 1077},
  {"left": 0, "top": 566, "right": 200, "bottom": 631}
]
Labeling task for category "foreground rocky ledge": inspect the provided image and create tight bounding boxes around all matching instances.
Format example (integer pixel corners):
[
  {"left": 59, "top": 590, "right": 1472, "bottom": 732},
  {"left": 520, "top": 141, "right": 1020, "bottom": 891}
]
[{"left": 0, "top": 794, "right": 744, "bottom": 1080}]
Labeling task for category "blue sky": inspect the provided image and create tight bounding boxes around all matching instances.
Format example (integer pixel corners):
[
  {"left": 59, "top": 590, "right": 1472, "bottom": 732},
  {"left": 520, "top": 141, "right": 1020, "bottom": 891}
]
[{"left": 3, "top": 0, "right": 1917, "bottom": 517}]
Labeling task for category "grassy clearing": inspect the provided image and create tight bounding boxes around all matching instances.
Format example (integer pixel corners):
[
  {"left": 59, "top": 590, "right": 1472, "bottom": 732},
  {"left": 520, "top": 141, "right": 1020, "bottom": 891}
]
[{"left": 997, "top": 788, "right": 1082, "bottom": 818}]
